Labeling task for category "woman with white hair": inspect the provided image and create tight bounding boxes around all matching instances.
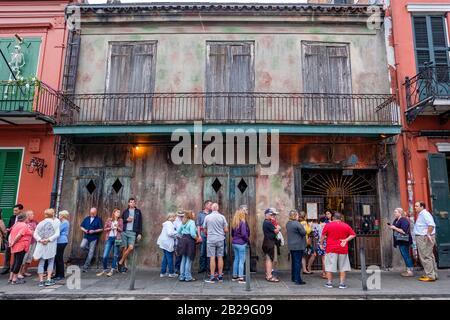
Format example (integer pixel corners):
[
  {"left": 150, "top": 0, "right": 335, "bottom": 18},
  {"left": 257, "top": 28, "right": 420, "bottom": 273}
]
[
  {"left": 54, "top": 210, "right": 70, "bottom": 281},
  {"left": 389, "top": 207, "right": 414, "bottom": 277},
  {"left": 33, "top": 208, "right": 61, "bottom": 287},
  {"left": 157, "top": 212, "right": 178, "bottom": 278}
]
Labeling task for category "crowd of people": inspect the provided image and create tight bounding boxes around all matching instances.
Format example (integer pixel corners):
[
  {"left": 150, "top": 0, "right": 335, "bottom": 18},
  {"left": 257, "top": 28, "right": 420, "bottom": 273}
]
[{"left": 0, "top": 196, "right": 439, "bottom": 288}]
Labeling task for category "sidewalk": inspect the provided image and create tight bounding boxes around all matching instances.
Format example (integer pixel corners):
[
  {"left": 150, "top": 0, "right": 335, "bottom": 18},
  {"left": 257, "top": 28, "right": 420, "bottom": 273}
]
[{"left": 1, "top": 268, "right": 449, "bottom": 300}]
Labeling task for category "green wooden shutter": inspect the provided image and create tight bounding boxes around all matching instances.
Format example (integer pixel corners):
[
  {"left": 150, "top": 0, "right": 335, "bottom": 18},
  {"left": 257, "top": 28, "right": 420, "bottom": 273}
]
[
  {"left": 0, "top": 150, "right": 22, "bottom": 229},
  {"left": 413, "top": 16, "right": 449, "bottom": 71},
  {"left": 428, "top": 153, "right": 450, "bottom": 268}
]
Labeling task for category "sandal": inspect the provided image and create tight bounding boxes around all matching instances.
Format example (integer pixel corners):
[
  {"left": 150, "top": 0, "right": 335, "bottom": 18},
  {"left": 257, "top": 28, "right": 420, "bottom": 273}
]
[{"left": 266, "top": 276, "right": 280, "bottom": 283}]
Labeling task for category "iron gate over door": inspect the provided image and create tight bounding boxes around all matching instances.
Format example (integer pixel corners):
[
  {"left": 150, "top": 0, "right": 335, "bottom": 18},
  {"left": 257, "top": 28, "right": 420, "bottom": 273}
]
[
  {"left": 70, "top": 167, "right": 132, "bottom": 264},
  {"left": 203, "top": 165, "right": 257, "bottom": 271},
  {"left": 295, "top": 168, "right": 381, "bottom": 268}
]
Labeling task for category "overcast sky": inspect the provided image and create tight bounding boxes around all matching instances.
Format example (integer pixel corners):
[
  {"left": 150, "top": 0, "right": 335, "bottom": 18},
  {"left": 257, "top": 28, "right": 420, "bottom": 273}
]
[{"left": 87, "top": 0, "right": 309, "bottom": 4}]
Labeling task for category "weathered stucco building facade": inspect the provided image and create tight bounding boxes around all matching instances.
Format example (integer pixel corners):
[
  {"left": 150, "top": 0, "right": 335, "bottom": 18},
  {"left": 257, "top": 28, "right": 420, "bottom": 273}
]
[{"left": 55, "top": 2, "right": 403, "bottom": 270}]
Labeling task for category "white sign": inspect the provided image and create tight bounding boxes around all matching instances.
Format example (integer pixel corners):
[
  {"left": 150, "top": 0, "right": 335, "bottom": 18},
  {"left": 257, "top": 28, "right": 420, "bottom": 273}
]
[
  {"left": 363, "top": 205, "right": 371, "bottom": 216},
  {"left": 306, "top": 203, "right": 318, "bottom": 220}
]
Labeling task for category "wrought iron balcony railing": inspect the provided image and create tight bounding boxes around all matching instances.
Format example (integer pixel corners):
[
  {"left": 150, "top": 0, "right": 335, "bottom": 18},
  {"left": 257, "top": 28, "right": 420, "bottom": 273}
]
[
  {"left": 56, "top": 92, "right": 399, "bottom": 126},
  {"left": 404, "top": 65, "right": 450, "bottom": 124},
  {"left": 0, "top": 80, "right": 73, "bottom": 124}
]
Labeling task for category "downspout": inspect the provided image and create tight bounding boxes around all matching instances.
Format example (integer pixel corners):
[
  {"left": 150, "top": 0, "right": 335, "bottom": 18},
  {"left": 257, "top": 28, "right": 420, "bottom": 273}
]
[{"left": 55, "top": 145, "right": 66, "bottom": 214}]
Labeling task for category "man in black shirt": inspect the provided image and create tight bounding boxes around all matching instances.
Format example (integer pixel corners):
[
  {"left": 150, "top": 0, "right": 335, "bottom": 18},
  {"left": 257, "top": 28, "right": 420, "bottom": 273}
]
[{"left": 262, "top": 208, "right": 280, "bottom": 282}]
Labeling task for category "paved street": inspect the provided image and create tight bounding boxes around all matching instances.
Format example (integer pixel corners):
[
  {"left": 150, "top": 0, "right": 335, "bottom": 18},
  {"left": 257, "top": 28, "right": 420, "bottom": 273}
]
[{"left": 1, "top": 268, "right": 449, "bottom": 300}]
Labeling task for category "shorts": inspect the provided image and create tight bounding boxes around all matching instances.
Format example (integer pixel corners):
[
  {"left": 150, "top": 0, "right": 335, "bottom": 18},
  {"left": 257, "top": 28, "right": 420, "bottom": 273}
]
[
  {"left": 262, "top": 241, "right": 275, "bottom": 261},
  {"left": 121, "top": 231, "right": 136, "bottom": 248},
  {"left": 207, "top": 240, "right": 224, "bottom": 257},
  {"left": 324, "top": 253, "right": 351, "bottom": 273},
  {"left": 23, "top": 243, "right": 37, "bottom": 264}
]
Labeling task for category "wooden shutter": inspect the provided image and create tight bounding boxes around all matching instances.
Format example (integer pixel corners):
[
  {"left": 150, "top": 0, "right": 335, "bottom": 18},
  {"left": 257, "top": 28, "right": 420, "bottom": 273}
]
[
  {"left": 106, "top": 42, "right": 156, "bottom": 122},
  {"left": 413, "top": 16, "right": 449, "bottom": 71},
  {"left": 302, "top": 42, "right": 352, "bottom": 122},
  {"left": 428, "top": 153, "right": 450, "bottom": 268},
  {"left": 0, "top": 150, "right": 22, "bottom": 228},
  {"left": 206, "top": 42, "right": 254, "bottom": 120}
]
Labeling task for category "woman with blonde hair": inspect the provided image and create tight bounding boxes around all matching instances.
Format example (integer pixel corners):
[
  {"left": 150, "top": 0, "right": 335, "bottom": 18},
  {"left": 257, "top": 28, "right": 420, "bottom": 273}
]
[
  {"left": 176, "top": 210, "right": 198, "bottom": 282},
  {"left": 33, "top": 208, "right": 61, "bottom": 287},
  {"left": 54, "top": 210, "right": 70, "bottom": 281},
  {"left": 389, "top": 207, "right": 414, "bottom": 277},
  {"left": 157, "top": 212, "right": 178, "bottom": 278},
  {"left": 231, "top": 209, "right": 250, "bottom": 283},
  {"left": 97, "top": 209, "right": 123, "bottom": 277},
  {"left": 299, "top": 211, "right": 313, "bottom": 274}
]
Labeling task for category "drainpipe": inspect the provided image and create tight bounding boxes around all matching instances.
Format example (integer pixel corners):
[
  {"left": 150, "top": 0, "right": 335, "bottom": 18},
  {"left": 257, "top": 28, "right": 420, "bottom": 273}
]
[
  {"left": 55, "top": 139, "right": 66, "bottom": 215},
  {"left": 402, "top": 132, "right": 414, "bottom": 215}
]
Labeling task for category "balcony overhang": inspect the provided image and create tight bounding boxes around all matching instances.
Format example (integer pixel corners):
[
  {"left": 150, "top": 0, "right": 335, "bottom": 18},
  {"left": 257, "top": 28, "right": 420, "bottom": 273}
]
[
  {"left": 53, "top": 123, "right": 401, "bottom": 137},
  {"left": 405, "top": 96, "right": 450, "bottom": 125},
  {"left": 0, "top": 111, "right": 55, "bottom": 126}
]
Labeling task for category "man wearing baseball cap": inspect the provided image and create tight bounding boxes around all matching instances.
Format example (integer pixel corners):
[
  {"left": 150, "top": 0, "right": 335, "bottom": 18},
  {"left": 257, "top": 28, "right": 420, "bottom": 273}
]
[{"left": 262, "top": 208, "right": 280, "bottom": 282}]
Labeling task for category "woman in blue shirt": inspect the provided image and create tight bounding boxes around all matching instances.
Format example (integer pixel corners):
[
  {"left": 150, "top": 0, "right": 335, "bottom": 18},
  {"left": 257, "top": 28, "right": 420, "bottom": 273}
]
[
  {"left": 177, "top": 210, "right": 198, "bottom": 282},
  {"left": 54, "top": 210, "right": 70, "bottom": 281}
]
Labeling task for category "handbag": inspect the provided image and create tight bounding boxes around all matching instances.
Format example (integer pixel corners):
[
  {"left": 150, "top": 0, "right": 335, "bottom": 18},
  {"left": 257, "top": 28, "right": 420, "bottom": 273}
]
[{"left": 394, "top": 231, "right": 409, "bottom": 242}]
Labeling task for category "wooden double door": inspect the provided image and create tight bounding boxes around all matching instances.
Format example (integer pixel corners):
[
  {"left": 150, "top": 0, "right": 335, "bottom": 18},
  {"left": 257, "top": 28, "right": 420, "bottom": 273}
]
[
  {"left": 203, "top": 165, "right": 257, "bottom": 270},
  {"left": 69, "top": 166, "right": 132, "bottom": 263}
]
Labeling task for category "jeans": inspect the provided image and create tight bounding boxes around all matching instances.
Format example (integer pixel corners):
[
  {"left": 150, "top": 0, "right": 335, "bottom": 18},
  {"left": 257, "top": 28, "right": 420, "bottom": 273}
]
[
  {"left": 179, "top": 255, "right": 193, "bottom": 281},
  {"left": 80, "top": 238, "right": 97, "bottom": 269},
  {"left": 102, "top": 237, "right": 120, "bottom": 271},
  {"left": 175, "top": 254, "right": 182, "bottom": 273},
  {"left": 398, "top": 244, "right": 413, "bottom": 270},
  {"left": 38, "top": 257, "right": 55, "bottom": 274},
  {"left": 199, "top": 235, "right": 209, "bottom": 272},
  {"left": 290, "top": 250, "right": 304, "bottom": 284},
  {"left": 232, "top": 243, "right": 246, "bottom": 278},
  {"left": 55, "top": 243, "right": 67, "bottom": 278},
  {"left": 161, "top": 249, "right": 174, "bottom": 274}
]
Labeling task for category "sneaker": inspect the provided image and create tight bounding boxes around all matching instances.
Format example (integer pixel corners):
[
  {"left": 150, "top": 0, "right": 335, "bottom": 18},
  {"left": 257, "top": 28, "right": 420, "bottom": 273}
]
[
  {"left": 324, "top": 282, "right": 333, "bottom": 289},
  {"left": 295, "top": 281, "right": 306, "bottom": 285},
  {"left": 38, "top": 281, "right": 45, "bottom": 287},
  {"left": 160, "top": 273, "right": 168, "bottom": 278},
  {"left": 231, "top": 276, "right": 239, "bottom": 282},
  {"left": 45, "top": 279, "right": 56, "bottom": 287},
  {"left": 81, "top": 267, "right": 88, "bottom": 273},
  {"left": 238, "top": 278, "right": 246, "bottom": 284},
  {"left": 106, "top": 270, "right": 114, "bottom": 277},
  {"left": 204, "top": 276, "right": 218, "bottom": 283},
  {"left": 401, "top": 271, "right": 414, "bottom": 277},
  {"left": 96, "top": 271, "right": 107, "bottom": 277},
  {"left": 339, "top": 284, "right": 347, "bottom": 289},
  {"left": 218, "top": 274, "right": 224, "bottom": 283},
  {"left": 168, "top": 273, "right": 178, "bottom": 278},
  {"left": 419, "top": 276, "right": 436, "bottom": 282},
  {"left": 11, "top": 278, "right": 26, "bottom": 285}
]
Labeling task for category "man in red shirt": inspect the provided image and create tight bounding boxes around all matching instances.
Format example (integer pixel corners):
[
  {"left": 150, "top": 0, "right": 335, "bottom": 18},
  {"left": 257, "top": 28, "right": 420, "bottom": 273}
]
[{"left": 319, "top": 212, "right": 356, "bottom": 289}]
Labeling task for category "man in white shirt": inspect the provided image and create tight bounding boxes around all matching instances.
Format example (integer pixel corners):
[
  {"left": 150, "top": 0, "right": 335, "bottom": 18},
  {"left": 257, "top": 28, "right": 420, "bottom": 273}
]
[{"left": 413, "top": 201, "right": 438, "bottom": 282}]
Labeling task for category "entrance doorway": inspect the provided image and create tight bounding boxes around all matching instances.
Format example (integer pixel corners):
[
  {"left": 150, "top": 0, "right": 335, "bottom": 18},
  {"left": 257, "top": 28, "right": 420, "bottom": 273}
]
[
  {"left": 202, "top": 165, "right": 257, "bottom": 271},
  {"left": 295, "top": 168, "right": 381, "bottom": 268}
]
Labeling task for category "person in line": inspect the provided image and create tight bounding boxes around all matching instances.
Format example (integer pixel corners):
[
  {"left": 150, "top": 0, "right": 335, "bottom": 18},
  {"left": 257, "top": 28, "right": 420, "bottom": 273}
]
[
  {"left": 231, "top": 209, "right": 250, "bottom": 283},
  {"left": 119, "top": 198, "right": 143, "bottom": 273},
  {"left": 80, "top": 207, "right": 103, "bottom": 272},
  {"left": 324, "top": 209, "right": 334, "bottom": 224},
  {"left": 33, "top": 209, "right": 61, "bottom": 287},
  {"left": 389, "top": 208, "right": 413, "bottom": 277},
  {"left": 177, "top": 210, "right": 198, "bottom": 282},
  {"left": 315, "top": 214, "right": 328, "bottom": 279},
  {"left": 1, "top": 204, "right": 23, "bottom": 275},
  {"left": 204, "top": 203, "right": 228, "bottom": 283},
  {"left": 54, "top": 210, "right": 70, "bottom": 281},
  {"left": 286, "top": 210, "right": 306, "bottom": 285},
  {"left": 196, "top": 200, "right": 212, "bottom": 274},
  {"left": 97, "top": 209, "right": 123, "bottom": 277},
  {"left": 173, "top": 211, "right": 184, "bottom": 274},
  {"left": 157, "top": 212, "right": 178, "bottom": 278},
  {"left": 320, "top": 212, "right": 356, "bottom": 289},
  {"left": 8, "top": 213, "right": 33, "bottom": 285},
  {"left": 0, "top": 209, "right": 6, "bottom": 255},
  {"left": 262, "top": 208, "right": 280, "bottom": 283},
  {"left": 19, "top": 210, "right": 38, "bottom": 278},
  {"left": 414, "top": 201, "right": 438, "bottom": 282},
  {"left": 299, "top": 211, "right": 313, "bottom": 274}
]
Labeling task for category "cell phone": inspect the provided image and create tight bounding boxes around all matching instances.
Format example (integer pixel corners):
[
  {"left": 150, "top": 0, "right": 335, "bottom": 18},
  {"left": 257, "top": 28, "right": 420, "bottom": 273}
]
[{"left": 387, "top": 222, "right": 391, "bottom": 226}]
